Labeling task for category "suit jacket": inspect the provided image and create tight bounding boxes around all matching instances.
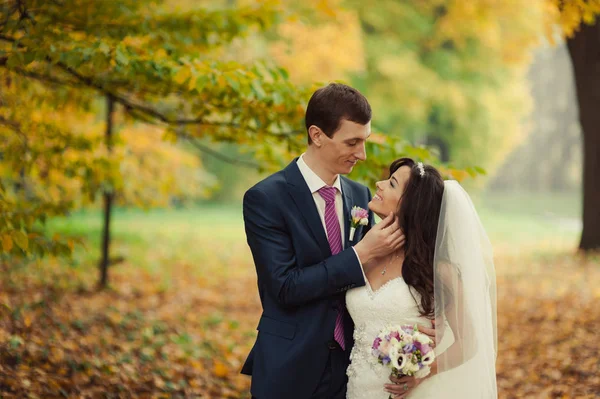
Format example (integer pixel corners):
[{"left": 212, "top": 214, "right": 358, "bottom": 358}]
[{"left": 241, "top": 159, "right": 375, "bottom": 399}]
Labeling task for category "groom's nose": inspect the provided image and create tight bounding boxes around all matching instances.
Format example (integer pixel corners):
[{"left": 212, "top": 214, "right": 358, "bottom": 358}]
[{"left": 355, "top": 142, "right": 367, "bottom": 161}]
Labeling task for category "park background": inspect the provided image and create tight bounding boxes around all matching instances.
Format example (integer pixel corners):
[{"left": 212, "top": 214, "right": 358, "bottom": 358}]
[{"left": 1, "top": 0, "right": 599, "bottom": 398}]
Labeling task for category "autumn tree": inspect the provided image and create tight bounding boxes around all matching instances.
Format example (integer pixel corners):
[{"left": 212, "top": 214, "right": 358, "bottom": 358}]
[
  {"left": 256, "top": 0, "right": 480, "bottom": 184},
  {"left": 337, "top": 0, "right": 546, "bottom": 181},
  {"left": 548, "top": 0, "right": 600, "bottom": 251},
  {"left": 0, "top": 0, "right": 313, "bottom": 286}
]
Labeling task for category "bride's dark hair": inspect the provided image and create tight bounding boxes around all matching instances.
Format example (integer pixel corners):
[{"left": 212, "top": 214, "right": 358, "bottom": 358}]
[{"left": 390, "top": 158, "right": 444, "bottom": 318}]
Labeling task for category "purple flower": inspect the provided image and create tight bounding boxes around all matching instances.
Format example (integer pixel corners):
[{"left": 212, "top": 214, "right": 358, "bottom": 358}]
[
  {"left": 403, "top": 343, "right": 416, "bottom": 353},
  {"left": 390, "top": 331, "right": 401, "bottom": 340},
  {"left": 420, "top": 344, "right": 432, "bottom": 354},
  {"left": 373, "top": 337, "right": 382, "bottom": 349},
  {"left": 351, "top": 206, "right": 369, "bottom": 220},
  {"left": 402, "top": 326, "right": 414, "bottom": 335},
  {"left": 382, "top": 356, "right": 391, "bottom": 365}
]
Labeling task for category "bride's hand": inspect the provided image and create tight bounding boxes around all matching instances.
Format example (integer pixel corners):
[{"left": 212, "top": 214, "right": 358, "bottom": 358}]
[
  {"left": 417, "top": 319, "right": 437, "bottom": 349},
  {"left": 385, "top": 375, "right": 423, "bottom": 398}
]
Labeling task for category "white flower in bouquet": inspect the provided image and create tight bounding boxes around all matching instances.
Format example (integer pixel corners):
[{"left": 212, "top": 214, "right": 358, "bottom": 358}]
[{"left": 371, "top": 324, "right": 436, "bottom": 379}]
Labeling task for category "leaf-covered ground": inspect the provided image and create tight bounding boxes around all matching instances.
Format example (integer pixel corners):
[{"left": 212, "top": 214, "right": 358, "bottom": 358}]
[{"left": 1, "top": 207, "right": 598, "bottom": 398}]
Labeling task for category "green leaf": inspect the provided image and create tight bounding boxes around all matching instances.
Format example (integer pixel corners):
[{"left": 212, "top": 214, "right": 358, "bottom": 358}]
[
  {"left": 162, "top": 130, "right": 179, "bottom": 143},
  {"left": 12, "top": 230, "right": 28, "bottom": 252},
  {"left": 98, "top": 42, "right": 111, "bottom": 55},
  {"left": 251, "top": 80, "right": 266, "bottom": 99},
  {"left": 466, "top": 167, "right": 478, "bottom": 178},
  {"left": 225, "top": 75, "right": 240, "bottom": 92},
  {"left": 195, "top": 75, "right": 209, "bottom": 92},
  {"left": 278, "top": 67, "right": 289, "bottom": 80},
  {"left": 22, "top": 51, "right": 35, "bottom": 66},
  {"left": 9, "top": 335, "right": 23, "bottom": 349},
  {"left": 115, "top": 47, "right": 130, "bottom": 66},
  {"left": 6, "top": 53, "right": 21, "bottom": 68}
]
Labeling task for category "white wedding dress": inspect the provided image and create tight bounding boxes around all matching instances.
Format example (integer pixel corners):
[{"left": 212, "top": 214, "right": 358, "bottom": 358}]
[
  {"left": 345, "top": 277, "right": 451, "bottom": 399},
  {"left": 345, "top": 181, "right": 498, "bottom": 399}
]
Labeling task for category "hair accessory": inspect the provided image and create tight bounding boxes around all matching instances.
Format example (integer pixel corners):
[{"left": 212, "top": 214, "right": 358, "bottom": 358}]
[{"left": 417, "top": 162, "right": 425, "bottom": 177}]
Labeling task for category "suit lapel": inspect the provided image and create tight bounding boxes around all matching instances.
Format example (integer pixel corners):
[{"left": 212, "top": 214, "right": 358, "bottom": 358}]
[
  {"left": 341, "top": 177, "right": 353, "bottom": 249},
  {"left": 285, "top": 160, "right": 332, "bottom": 257}
]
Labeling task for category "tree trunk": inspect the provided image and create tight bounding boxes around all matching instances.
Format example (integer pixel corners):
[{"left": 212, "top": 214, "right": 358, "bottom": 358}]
[
  {"left": 99, "top": 95, "right": 115, "bottom": 288},
  {"left": 567, "top": 21, "right": 600, "bottom": 252}
]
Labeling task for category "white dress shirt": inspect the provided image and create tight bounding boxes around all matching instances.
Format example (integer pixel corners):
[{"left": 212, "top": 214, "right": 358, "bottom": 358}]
[
  {"left": 296, "top": 154, "right": 363, "bottom": 267},
  {"left": 296, "top": 154, "right": 346, "bottom": 246}
]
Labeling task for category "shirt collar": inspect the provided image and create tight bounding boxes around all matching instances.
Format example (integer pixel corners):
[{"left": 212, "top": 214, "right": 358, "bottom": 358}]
[{"left": 297, "top": 154, "right": 342, "bottom": 194}]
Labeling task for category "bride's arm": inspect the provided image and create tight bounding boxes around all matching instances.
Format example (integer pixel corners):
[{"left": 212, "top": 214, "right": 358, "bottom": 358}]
[
  {"left": 429, "top": 262, "right": 477, "bottom": 375},
  {"left": 385, "top": 264, "right": 475, "bottom": 397}
]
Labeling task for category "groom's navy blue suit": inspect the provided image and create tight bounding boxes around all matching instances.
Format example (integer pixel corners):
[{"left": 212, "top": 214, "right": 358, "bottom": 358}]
[{"left": 241, "top": 159, "right": 374, "bottom": 399}]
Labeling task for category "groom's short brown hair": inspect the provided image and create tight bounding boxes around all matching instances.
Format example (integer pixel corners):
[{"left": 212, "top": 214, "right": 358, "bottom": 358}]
[{"left": 305, "top": 83, "right": 371, "bottom": 144}]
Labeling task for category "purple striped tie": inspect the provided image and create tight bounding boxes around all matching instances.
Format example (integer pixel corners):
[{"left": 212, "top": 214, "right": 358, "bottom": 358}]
[{"left": 318, "top": 186, "right": 346, "bottom": 350}]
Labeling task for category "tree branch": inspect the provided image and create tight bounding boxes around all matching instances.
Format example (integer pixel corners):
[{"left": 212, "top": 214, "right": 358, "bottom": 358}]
[
  {"left": 0, "top": 115, "right": 21, "bottom": 131},
  {"left": 0, "top": 115, "right": 28, "bottom": 147},
  {"left": 11, "top": 68, "right": 84, "bottom": 87},
  {"left": 0, "top": 34, "right": 17, "bottom": 43},
  {"left": 185, "top": 137, "right": 262, "bottom": 169},
  {"left": 122, "top": 105, "right": 263, "bottom": 168},
  {"left": 0, "top": 34, "right": 303, "bottom": 140}
]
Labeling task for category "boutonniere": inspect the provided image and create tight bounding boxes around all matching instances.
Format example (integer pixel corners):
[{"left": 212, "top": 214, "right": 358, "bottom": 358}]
[{"left": 349, "top": 206, "right": 369, "bottom": 241}]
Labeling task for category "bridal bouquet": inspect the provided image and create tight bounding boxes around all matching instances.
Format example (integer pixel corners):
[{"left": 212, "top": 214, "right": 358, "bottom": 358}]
[{"left": 371, "top": 324, "right": 435, "bottom": 378}]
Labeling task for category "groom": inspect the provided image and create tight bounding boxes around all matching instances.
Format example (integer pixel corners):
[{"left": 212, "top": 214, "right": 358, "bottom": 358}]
[{"left": 241, "top": 83, "right": 405, "bottom": 399}]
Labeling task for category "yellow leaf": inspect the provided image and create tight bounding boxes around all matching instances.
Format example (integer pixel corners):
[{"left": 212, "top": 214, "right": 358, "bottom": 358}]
[
  {"left": 155, "top": 48, "right": 167, "bottom": 59},
  {"left": 2, "top": 234, "right": 13, "bottom": 252},
  {"left": 188, "top": 70, "right": 198, "bottom": 91},
  {"left": 173, "top": 67, "right": 191, "bottom": 85},
  {"left": 213, "top": 360, "right": 229, "bottom": 378},
  {"left": 154, "top": 376, "right": 165, "bottom": 388},
  {"left": 368, "top": 133, "right": 387, "bottom": 145}
]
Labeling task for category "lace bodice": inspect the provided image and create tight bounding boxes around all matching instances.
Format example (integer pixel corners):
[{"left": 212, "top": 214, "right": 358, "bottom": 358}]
[{"left": 345, "top": 277, "right": 437, "bottom": 399}]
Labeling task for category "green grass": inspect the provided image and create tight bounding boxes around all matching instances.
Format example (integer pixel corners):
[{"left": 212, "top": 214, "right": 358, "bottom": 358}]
[
  {"left": 45, "top": 192, "right": 582, "bottom": 274},
  {"left": 474, "top": 191, "right": 581, "bottom": 251},
  {"left": 477, "top": 191, "right": 581, "bottom": 219},
  {"left": 45, "top": 204, "right": 247, "bottom": 281}
]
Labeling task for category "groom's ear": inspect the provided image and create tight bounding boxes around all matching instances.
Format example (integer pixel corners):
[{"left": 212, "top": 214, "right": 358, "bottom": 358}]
[{"left": 308, "top": 125, "right": 324, "bottom": 147}]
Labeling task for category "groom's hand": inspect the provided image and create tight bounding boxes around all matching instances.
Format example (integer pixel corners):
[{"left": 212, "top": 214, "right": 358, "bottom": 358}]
[{"left": 353, "top": 212, "right": 405, "bottom": 265}]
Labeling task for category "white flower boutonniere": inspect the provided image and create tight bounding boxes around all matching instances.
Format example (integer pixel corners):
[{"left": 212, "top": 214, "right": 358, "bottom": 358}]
[{"left": 349, "top": 206, "right": 369, "bottom": 241}]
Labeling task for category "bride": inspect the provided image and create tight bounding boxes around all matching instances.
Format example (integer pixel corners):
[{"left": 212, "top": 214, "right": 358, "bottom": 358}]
[{"left": 346, "top": 158, "right": 497, "bottom": 398}]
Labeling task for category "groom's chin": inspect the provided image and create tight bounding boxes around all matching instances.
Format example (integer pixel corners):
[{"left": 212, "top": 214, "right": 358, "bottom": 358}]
[{"left": 342, "top": 165, "right": 354, "bottom": 174}]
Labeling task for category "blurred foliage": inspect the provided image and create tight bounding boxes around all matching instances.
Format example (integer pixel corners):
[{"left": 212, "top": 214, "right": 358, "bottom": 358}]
[
  {"left": 0, "top": 0, "right": 317, "bottom": 259},
  {"left": 544, "top": 0, "right": 600, "bottom": 39},
  {"left": 0, "top": 206, "right": 598, "bottom": 397},
  {"left": 268, "top": 0, "right": 366, "bottom": 83},
  {"left": 340, "top": 0, "right": 546, "bottom": 182},
  {"left": 198, "top": 142, "right": 261, "bottom": 203}
]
